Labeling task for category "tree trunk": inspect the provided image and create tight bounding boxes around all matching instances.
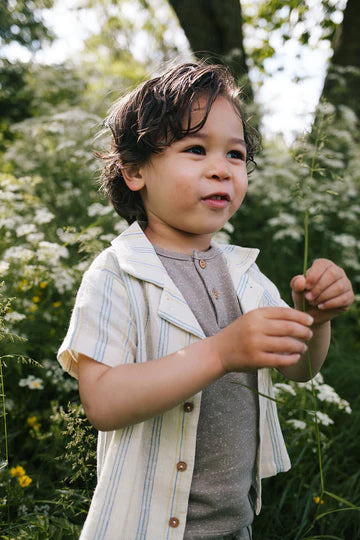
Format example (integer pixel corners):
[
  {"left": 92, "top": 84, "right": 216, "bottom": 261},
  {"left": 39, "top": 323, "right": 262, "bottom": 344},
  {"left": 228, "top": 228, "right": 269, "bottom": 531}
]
[
  {"left": 168, "top": 0, "right": 253, "bottom": 100},
  {"left": 321, "top": 0, "right": 360, "bottom": 117}
]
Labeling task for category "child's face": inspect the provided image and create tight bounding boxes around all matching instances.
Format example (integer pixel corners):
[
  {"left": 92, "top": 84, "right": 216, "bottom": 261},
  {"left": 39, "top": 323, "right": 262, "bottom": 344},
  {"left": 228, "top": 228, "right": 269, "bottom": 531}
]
[{"left": 129, "top": 95, "right": 248, "bottom": 252}]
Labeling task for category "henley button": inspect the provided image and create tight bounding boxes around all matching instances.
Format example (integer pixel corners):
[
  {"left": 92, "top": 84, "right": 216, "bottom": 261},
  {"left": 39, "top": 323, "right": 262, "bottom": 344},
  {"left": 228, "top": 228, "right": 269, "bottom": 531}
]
[
  {"left": 199, "top": 259, "right": 206, "bottom": 269},
  {"left": 183, "top": 402, "right": 194, "bottom": 413},
  {"left": 169, "top": 517, "right": 179, "bottom": 528},
  {"left": 176, "top": 461, "right": 187, "bottom": 471},
  {"left": 212, "top": 288, "right": 219, "bottom": 299}
]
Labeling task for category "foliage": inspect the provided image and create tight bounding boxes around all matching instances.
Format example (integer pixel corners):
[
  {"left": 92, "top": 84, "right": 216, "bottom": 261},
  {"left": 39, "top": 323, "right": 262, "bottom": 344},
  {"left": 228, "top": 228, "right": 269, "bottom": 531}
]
[
  {"left": 0, "top": 0, "right": 55, "bottom": 50},
  {"left": 0, "top": 0, "right": 359, "bottom": 537},
  {"left": 242, "top": 0, "right": 347, "bottom": 74}
]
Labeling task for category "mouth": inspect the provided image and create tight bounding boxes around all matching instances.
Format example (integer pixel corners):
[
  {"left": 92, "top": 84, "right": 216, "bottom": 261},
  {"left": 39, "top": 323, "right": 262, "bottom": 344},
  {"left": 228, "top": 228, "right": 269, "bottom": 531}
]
[
  {"left": 201, "top": 192, "right": 231, "bottom": 209},
  {"left": 202, "top": 193, "right": 230, "bottom": 202}
]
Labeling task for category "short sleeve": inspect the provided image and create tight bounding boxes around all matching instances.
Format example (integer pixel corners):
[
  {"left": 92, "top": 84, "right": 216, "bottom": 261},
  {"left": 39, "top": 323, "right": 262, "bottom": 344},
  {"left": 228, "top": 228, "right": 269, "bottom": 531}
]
[
  {"left": 250, "top": 263, "right": 289, "bottom": 309},
  {"left": 57, "top": 251, "right": 137, "bottom": 379}
]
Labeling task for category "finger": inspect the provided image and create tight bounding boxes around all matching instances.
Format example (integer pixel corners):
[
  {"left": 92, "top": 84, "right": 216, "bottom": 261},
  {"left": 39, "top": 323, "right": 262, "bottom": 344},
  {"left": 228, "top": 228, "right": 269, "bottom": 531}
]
[
  {"left": 317, "top": 290, "right": 355, "bottom": 311},
  {"left": 259, "top": 351, "right": 302, "bottom": 368},
  {"left": 265, "top": 320, "right": 313, "bottom": 340},
  {"left": 305, "top": 262, "right": 345, "bottom": 301},
  {"left": 265, "top": 336, "right": 308, "bottom": 355},
  {"left": 309, "top": 277, "right": 352, "bottom": 306},
  {"left": 290, "top": 274, "right": 306, "bottom": 293},
  {"left": 262, "top": 307, "right": 313, "bottom": 326},
  {"left": 305, "top": 258, "right": 333, "bottom": 288}
]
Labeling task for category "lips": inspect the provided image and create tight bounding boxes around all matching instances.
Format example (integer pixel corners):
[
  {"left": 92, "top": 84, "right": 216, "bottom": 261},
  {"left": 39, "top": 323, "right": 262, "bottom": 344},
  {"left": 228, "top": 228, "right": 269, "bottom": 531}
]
[{"left": 202, "top": 193, "right": 230, "bottom": 202}]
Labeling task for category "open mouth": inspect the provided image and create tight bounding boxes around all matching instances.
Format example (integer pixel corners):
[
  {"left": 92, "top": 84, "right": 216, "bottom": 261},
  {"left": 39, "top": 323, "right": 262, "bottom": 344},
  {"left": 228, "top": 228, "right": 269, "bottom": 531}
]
[{"left": 203, "top": 193, "right": 230, "bottom": 201}]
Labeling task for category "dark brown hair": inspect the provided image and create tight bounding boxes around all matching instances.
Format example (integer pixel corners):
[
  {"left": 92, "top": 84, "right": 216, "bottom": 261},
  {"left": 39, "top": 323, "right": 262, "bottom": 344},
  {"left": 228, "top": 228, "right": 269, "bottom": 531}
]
[{"left": 98, "top": 61, "right": 260, "bottom": 224}]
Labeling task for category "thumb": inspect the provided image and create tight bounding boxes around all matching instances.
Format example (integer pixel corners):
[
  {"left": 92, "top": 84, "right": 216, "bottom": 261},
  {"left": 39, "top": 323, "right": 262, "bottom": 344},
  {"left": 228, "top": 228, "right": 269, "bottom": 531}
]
[{"left": 291, "top": 274, "right": 306, "bottom": 310}]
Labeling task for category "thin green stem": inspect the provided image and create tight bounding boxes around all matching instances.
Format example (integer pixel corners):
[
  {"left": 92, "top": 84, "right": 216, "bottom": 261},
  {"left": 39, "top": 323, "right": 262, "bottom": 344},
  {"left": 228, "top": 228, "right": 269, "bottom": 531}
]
[
  {"left": 300, "top": 115, "right": 326, "bottom": 536},
  {"left": 0, "top": 358, "right": 8, "bottom": 467}
]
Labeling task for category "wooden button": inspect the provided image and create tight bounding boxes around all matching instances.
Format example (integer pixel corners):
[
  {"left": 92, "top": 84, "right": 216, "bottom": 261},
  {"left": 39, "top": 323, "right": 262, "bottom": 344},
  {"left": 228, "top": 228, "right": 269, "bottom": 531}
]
[
  {"left": 212, "top": 288, "right": 219, "bottom": 299},
  {"left": 176, "top": 461, "right": 187, "bottom": 471},
  {"left": 183, "top": 402, "right": 194, "bottom": 413},
  {"left": 199, "top": 259, "right": 206, "bottom": 269},
  {"left": 169, "top": 517, "right": 179, "bottom": 528}
]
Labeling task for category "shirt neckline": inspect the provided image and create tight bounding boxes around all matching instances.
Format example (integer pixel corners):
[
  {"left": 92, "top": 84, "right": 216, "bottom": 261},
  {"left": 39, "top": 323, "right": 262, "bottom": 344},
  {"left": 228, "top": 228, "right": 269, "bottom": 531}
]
[{"left": 153, "top": 244, "right": 221, "bottom": 261}]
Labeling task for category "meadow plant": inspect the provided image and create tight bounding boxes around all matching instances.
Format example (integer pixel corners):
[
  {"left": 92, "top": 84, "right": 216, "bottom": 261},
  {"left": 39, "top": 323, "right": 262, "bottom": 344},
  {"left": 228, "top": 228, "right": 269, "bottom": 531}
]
[{"left": 247, "top": 104, "right": 360, "bottom": 539}]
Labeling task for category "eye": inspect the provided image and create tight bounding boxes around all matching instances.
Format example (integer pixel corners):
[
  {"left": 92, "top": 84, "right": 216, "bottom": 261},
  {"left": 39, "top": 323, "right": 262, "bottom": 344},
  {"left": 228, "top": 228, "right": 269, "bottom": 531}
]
[
  {"left": 184, "top": 145, "right": 205, "bottom": 155},
  {"left": 227, "top": 150, "right": 246, "bottom": 160}
]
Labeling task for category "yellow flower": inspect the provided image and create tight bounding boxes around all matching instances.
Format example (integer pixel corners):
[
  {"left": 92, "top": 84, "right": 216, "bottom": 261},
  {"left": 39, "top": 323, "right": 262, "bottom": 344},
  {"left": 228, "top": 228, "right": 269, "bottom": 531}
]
[
  {"left": 39, "top": 281, "right": 47, "bottom": 289},
  {"left": 52, "top": 301, "right": 62, "bottom": 308},
  {"left": 27, "top": 416, "right": 41, "bottom": 431},
  {"left": 32, "top": 296, "right": 41, "bottom": 303},
  {"left": 29, "top": 305, "right": 39, "bottom": 312},
  {"left": 313, "top": 496, "right": 325, "bottom": 505},
  {"left": 19, "top": 475, "right": 32, "bottom": 488},
  {"left": 10, "top": 465, "right": 25, "bottom": 478},
  {"left": 18, "top": 279, "right": 29, "bottom": 290}
]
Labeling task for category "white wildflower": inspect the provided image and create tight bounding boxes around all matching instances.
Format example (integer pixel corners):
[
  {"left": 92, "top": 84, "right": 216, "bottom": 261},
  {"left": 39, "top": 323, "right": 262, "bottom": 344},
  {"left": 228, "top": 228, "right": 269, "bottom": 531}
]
[
  {"left": 0, "top": 261, "right": 10, "bottom": 276},
  {"left": 268, "top": 213, "right": 298, "bottom": 227},
  {"left": 27, "top": 232, "right": 45, "bottom": 243},
  {"left": 0, "top": 217, "right": 17, "bottom": 229},
  {"left": 316, "top": 384, "right": 341, "bottom": 405},
  {"left": 333, "top": 234, "right": 357, "bottom": 248},
  {"left": 19, "top": 375, "right": 44, "bottom": 390},
  {"left": 35, "top": 208, "right": 55, "bottom": 224},
  {"left": 56, "top": 227, "right": 78, "bottom": 244},
  {"left": 37, "top": 242, "right": 69, "bottom": 264},
  {"left": 309, "top": 410, "right": 334, "bottom": 426},
  {"left": 88, "top": 203, "right": 113, "bottom": 217},
  {"left": 274, "top": 383, "right": 297, "bottom": 396},
  {"left": 5, "top": 311, "right": 26, "bottom": 323},
  {"left": 78, "top": 226, "right": 103, "bottom": 241},
  {"left": 51, "top": 267, "right": 75, "bottom": 293},
  {"left": 16, "top": 223, "right": 37, "bottom": 237},
  {"left": 100, "top": 233, "right": 116, "bottom": 242},
  {"left": 213, "top": 230, "right": 231, "bottom": 244},
  {"left": 4, "top": 246, "right": 34, "bottom": 263},
  {"left": 286, "top": 419, "right": 307, "bottom": 430},
  {"left": 273, "top": 229, "right": 302, "bottom": 241},
  {"left": 114, "top": 220, "right": 128, "bottom": 233}
]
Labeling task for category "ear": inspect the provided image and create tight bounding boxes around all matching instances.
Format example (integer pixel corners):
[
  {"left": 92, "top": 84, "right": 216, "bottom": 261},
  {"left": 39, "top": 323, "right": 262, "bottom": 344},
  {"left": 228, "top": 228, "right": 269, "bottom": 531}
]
[{"left": 122, "top": 164, "right": 145, "bottom": 192}]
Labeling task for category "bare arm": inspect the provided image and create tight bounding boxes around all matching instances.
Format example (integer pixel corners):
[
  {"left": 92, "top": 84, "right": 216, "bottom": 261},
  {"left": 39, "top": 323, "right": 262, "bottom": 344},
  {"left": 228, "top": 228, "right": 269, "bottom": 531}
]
[
  {"left": 78, "top": 306, "right": 313, "bottom": 431},
  {"left": 279, "top": 258, "right": 353, "bottom": 382},
  {"left": 278, "top": 321, "right": 330, "bottom": 381}
]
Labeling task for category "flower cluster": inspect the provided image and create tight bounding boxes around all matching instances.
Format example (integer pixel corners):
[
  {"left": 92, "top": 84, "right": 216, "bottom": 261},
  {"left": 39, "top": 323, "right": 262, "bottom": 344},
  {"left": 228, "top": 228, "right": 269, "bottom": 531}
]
[{"left": 10, "top": 465, "right": 32, "bottom": 488}]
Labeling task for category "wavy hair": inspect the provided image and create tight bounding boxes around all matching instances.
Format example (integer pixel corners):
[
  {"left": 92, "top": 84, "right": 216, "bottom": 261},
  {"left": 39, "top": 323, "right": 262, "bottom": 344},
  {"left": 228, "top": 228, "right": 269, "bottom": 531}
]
[{"left": 98, "top": 61, "right": 260, "bottom": 224}]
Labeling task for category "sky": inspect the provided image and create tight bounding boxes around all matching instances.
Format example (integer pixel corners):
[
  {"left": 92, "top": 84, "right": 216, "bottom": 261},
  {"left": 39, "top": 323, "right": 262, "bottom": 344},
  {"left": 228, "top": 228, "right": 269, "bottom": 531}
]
[{"left": 4, "top": 0, "right": 345, "bottom": 144}]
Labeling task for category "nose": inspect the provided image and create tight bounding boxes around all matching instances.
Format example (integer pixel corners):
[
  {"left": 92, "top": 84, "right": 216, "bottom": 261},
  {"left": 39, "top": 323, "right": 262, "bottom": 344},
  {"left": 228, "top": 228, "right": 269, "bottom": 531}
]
[{"left": 205, "top": 156, "right": 231, "bottom": 181}]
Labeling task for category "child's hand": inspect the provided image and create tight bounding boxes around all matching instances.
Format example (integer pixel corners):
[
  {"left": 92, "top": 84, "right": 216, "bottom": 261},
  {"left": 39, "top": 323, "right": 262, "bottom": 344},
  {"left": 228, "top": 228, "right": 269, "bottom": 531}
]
[
  {"left": 290, "top": 259, "right": 354, "bottom": 325},
  {"left": 217, "top": 307, "right": 314, "bottom": 373}
]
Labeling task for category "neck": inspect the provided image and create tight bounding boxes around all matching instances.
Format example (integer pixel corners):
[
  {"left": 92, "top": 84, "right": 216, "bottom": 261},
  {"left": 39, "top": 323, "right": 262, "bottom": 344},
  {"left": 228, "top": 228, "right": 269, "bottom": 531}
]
[{"left": 144, "top": 224, "right": 212, "bottom": 255}]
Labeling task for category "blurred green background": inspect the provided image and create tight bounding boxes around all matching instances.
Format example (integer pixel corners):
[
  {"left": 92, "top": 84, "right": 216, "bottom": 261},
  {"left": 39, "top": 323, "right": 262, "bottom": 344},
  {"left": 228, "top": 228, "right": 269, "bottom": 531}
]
[{"left": 0, "top": 1, "right": 359, "bottom": 538}]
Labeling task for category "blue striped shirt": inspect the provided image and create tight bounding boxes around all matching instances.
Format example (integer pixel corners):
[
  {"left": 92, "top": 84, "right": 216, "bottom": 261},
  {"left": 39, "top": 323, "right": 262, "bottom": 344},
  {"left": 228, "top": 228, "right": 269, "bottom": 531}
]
[{"left": 58, "top": 221, "right": 291, "bottom": 539}]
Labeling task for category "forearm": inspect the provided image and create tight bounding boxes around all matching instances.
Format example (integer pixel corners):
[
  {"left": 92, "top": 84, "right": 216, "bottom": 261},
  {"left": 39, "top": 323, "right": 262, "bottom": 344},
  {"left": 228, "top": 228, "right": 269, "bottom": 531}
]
[
  {"left": 79, "top": 307, "right": 315, "bottom": 430},
  {"left": 278, "top": 321, "right": 331, "bottom": 382},
  {"left": 78, "top": 336, "right": 225, "bottom": 431}
]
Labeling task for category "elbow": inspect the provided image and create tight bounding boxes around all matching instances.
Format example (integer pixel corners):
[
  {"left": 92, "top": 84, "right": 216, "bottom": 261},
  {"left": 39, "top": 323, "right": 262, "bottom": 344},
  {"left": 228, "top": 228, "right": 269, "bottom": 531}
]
[
  {"left": 80, "top": 394, "right": 114, "bottom": 431},
  {"left": 81, "top": 396, "right": 135, "bottom": 431}
]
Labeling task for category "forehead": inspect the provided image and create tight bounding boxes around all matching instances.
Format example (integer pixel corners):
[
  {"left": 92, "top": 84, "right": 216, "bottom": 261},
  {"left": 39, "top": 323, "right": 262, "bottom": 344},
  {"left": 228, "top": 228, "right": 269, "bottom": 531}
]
[{"left": 186, "top": 95, "right": 244, "bottom": 136}]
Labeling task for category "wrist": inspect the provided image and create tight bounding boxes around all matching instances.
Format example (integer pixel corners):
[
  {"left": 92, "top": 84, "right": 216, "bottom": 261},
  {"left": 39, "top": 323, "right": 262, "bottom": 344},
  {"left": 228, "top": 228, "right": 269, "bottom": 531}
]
[{"left": 206, "top": 333, "right": 230, "bottom": 377}]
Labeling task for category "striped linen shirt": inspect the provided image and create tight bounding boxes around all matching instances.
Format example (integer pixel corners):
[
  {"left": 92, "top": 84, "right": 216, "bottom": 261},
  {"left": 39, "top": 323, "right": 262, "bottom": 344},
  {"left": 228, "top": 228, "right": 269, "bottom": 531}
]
[{"left": 57, "top": 221, "right": 291, "bottom": 540}]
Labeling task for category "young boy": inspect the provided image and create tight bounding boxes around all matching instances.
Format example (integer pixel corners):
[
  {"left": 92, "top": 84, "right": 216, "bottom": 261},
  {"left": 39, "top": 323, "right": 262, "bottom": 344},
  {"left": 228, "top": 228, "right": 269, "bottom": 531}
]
[{"left": 58, "top": 62, "right": 353, "bottom": 540}]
